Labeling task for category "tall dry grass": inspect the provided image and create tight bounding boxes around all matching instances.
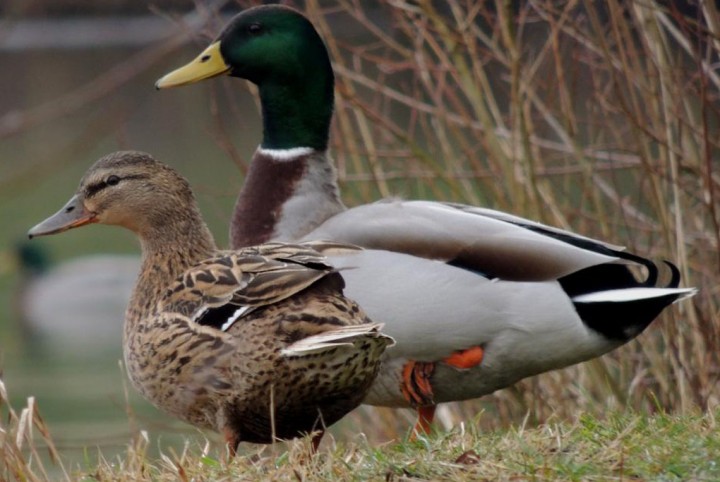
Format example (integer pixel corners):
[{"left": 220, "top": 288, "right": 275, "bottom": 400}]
[
  {"left": 284, "top": 0, "right": 718, "bottom": 436},
  {"left": 0, "top": 378, "right": 68, "bottom": 481}
]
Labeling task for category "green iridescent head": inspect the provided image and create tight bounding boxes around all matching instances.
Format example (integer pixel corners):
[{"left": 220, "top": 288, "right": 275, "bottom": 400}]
[{"left": 157, "top": 5, "right": 335, "bottom": 150}]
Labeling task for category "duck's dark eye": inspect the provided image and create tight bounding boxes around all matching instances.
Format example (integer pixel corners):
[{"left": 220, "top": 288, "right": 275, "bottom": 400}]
[
  {"left": 106, "top": 175, "right": 120, "bottom": 186},
  {"left": 248, "top": 23, "right": 263, "bottom": 35}
]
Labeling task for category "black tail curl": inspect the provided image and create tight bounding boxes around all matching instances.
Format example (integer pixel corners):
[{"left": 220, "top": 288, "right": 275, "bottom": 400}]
[{"left": 561, "top": 259, "right": 684, "bottom": 341}]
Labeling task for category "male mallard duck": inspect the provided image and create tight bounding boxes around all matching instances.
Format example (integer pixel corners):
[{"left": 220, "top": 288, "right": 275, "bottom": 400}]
[
  {"left": 13, "top": 241, "right": 138, "bottom": 351},
  {"left": 156, "top": 5, "right": 696, "bottom": 433},
  {"left": 27, "top": 151, "right": 393, "bottom": 453}
]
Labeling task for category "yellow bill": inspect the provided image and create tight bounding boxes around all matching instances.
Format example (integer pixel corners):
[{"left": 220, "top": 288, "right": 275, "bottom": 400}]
[{"left": 155, "top": 41, "right": 230, "bottom": 89}]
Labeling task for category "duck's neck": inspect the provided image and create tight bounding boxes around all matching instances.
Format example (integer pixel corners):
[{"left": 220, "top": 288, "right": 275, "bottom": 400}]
[
  {"left": 127, "top": 209, "right": 217, "bottom": 328},
  {"left": 230, "top": 148, "right": 345, "bottom": 249},
  {"left": 257, "top": 57, "right": 334, "bottom": 151},
  {"left": 231, "top": 43, "right": 341, "bottom": 248}
]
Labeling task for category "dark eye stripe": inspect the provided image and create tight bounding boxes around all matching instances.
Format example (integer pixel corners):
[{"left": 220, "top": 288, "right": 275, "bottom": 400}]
[
  {"left": 85, "top": 182, "right": 106, "bottom": 198},
  {"left": 85, "top": 173, "right": 149, "bottom": 198}
]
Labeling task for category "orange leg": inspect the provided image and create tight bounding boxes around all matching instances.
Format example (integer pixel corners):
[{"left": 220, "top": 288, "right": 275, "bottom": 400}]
[
  {"left": 410, "top": 405, "right": 437, "bottom": 438},
  {"left": 401, "top": 360, "right": 437, "bottom": 437},
  {"left": 403, "top": 347, "right": 485, "bottom": 438},
  {"left": 400, "top": 360, "right": 436, "bottom": 407},
  {"left": 443, "top": 346, "right": 484, "bottom": 369},
  {"left": 223, "top": 426, "right": 240, "bottom": 459},
  {"left": 310, "top": 430, "right": 325, "bottom": 453}
]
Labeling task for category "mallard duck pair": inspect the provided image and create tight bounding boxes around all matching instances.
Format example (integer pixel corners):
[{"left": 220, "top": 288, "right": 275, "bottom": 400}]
[
  {"left": 155, "top": 4, "right": 696, "bottom": 434},
  {"left": 28, "top": 151, "right": 393, "bottom": 453},
  {"left": 30, "top": 4, "right": 695, "bottom": 453}
]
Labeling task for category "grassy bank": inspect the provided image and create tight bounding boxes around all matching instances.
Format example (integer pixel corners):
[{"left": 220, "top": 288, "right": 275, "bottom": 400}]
[{"left": 2, "top": 378, "right": 718, "bottom": 481}]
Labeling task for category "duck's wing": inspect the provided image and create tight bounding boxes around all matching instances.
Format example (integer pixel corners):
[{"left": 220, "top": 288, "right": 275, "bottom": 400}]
[
  {"left": 159, "top": 244, "right": 338, "bottom": 332},
  {"left": 302, "top": 199, "right": 626, "bottom": 281}
]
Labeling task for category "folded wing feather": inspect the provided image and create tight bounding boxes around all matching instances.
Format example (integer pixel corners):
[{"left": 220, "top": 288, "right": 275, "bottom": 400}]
[{"left": 303, "top": 200, "right": 621, "bottom": 281}]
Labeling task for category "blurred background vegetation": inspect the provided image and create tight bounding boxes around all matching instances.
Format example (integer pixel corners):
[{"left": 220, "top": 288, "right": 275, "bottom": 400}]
[{"left": 0, "top": 0, "right": 718, "bottom": 473}]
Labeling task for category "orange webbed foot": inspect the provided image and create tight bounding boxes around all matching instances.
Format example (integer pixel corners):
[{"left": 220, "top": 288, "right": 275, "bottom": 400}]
[{"left": 443, "top": 346, "right": 484, "bottom": 369}]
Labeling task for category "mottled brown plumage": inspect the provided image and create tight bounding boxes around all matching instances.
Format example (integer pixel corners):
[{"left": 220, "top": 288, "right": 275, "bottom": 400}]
[{"left": 28, "top": 151, "right": 393, "bottom": 452}]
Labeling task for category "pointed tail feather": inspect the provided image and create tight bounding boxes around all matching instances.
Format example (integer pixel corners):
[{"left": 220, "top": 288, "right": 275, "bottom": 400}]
[
  {"left": 565, "top": 259, "right": 696, "bottom": 341},
  {"left": 572, "top": 287, "right": 697, "bottom": 304},
  {"left": 281, "top": 323, "right": 395, "bottom": 357}
]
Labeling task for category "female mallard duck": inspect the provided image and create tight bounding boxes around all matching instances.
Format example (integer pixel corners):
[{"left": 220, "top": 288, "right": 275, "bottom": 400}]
[
  {"left": 27, "top": 151, "right": 393, "bottom": 453},
  {"left": 156, "top": 5, "right": 696, "bottom": 433}
]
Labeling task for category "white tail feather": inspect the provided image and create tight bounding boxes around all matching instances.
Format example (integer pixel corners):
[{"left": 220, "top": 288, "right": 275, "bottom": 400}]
[
  {"left": 573, "top": 287, "right": 697, "bottom": 303},
  {"left": 281, "top": 323, "right": 392, "bottom": 356}
]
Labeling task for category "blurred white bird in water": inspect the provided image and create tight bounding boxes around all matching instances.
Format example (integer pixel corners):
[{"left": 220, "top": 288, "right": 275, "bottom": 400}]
[{"left": 8, "top": 242, "right": 139, "bottom": 354}]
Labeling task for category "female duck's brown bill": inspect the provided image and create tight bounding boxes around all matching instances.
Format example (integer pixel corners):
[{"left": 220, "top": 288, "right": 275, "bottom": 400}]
[{"left": 28, "top": 194, "right": 97, "bottom": 239}]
